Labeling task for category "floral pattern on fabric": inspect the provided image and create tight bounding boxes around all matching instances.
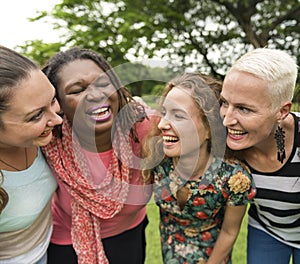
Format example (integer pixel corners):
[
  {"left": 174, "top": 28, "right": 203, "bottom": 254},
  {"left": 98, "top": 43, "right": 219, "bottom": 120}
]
[{"left": 153, "top": 157, "right": 256, "bottom": 264}]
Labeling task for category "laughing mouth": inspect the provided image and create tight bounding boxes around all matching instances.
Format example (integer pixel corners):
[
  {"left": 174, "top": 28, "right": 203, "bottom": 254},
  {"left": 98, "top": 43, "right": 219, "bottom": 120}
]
[
  {"left": 87, "top": 105, "right": 111, "bottom": 121},
  {"left": 40, "top": 129, "right": 52, "bottom": 137},
  {"left": 228, "top": 128, "right": 247, "bottom": 136},
  {"left": 90, "top": 107, "right": 109, "bottom": 117},
  {"left": 163, "top": 135, "right": 179, "bottom": 143}
]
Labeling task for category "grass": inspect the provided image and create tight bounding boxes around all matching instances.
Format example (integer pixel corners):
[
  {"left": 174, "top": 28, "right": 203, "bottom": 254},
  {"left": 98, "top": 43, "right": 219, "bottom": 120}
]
[{"left": 145, "top": 200, "right": 248, "bottom": 264}]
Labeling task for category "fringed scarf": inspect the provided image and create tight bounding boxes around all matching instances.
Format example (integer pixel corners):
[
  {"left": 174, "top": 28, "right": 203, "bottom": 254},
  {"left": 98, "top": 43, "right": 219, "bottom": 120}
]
[{"left": 42, "top": 116, "right": 132, "bottom": 263}]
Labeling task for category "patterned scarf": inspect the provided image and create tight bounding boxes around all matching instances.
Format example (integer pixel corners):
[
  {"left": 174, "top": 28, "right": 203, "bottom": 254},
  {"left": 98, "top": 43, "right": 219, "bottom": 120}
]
[{"left": 42, "top": 116, "right": 132, "bottom": 263}]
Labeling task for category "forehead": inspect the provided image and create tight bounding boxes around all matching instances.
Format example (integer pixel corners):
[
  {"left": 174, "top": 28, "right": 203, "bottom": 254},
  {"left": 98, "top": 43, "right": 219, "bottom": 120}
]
[
  {"left": 61, "top": 59, "right": 102, "bottom": 73},
  {"left": 58, "top": 59, "right": 105, "bottom": 85},
  {"left": 223, "top": 70, "right": 268, "bottom": 92},
  {"left": 164, "top": 87, "right": 193, "bottom": 105},
  {"left": 222, "top": 70, "right": 271, "bottom": 105},
  {"left": 163, "top": 87, "right": 200, "bottom": 114},
  {"left": 5, "top": 70, "right": 54, "bottom": 117}
]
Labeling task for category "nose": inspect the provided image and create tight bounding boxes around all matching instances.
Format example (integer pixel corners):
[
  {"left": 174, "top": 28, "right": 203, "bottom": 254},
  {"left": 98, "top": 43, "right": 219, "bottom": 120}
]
[
  {"left": 85, "top": 84, "right": 107, "bottom": 101},
  {"left": 158, "top": 116, "right": 171, "bottom": 131},
  {"left": 47, "top": 100, "right": 63, "bottom": 127},
  {"left": 220, "top": 105, "right": 237, "bottom": 127}
]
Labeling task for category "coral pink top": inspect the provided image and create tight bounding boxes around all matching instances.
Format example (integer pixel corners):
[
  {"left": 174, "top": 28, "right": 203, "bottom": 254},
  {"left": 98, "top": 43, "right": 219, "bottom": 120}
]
[{"left": 50, "top": 120, "right": 153, "bottom": 245}]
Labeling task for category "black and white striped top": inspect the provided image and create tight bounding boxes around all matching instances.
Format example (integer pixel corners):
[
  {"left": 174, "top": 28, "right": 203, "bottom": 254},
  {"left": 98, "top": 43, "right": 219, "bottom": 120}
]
[{"left": 248, "top": 112, "right": 300, "bottom": 248}]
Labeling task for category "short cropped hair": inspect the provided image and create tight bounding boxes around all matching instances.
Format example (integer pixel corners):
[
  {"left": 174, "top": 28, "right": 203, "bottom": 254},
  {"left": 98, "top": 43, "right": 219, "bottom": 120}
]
[{"left": 228, "top": 48, "right": 298, "bottom": 110}]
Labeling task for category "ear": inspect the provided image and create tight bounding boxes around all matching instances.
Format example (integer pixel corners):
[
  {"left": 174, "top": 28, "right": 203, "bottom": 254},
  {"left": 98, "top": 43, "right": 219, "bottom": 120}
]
[{"left": 279, "top": 101, "right": 291, "bottom": 120}]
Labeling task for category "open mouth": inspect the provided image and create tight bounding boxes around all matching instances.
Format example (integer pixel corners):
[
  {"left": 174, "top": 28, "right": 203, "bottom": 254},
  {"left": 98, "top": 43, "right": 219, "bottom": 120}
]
[
  {"left": 40, "top": 129, "right": 52, "bottom": 137},
  {"left": 228, "top": 128, "right": 247, "bottom": 136},
  {"left": 163, "top": 135, "right": 179, "bottom": 143},
  {"left": 88, "top": 105, "right": 111, "bottom": 122}
]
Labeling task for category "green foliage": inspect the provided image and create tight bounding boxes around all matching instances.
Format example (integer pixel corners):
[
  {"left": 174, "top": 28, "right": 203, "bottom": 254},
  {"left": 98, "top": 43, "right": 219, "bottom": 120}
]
[
  {"left": 18, "top": 0, "right": 300, "bottom": 94},
  {"left": 17, "top": 40, "right": 62, "bottom": 67},
  {"left": 114, "top": 62, "right": 174, "bottom": 96}
]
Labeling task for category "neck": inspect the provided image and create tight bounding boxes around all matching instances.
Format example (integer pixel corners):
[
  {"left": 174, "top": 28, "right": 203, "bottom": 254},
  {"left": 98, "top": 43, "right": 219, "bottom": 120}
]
[
  {"left": 76, "top": 129, "right": 113, "bottom": 153},
  {"left": 173, "top": 152, "right": 213, "bottom": 180},
  {"left": 0, "top": 147, "right": 29, "bottom": 171}
]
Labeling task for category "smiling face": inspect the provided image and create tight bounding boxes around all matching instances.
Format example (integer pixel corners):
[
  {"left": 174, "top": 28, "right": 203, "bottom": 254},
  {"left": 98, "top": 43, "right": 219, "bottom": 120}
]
[
  {"left": 158, "top": 87, "right": 210, "bottom": 159},
  {"left": 56, "top": 59, "right": 119, "bottom": 143},
  {"left": 220, "top": 70, "right": 280, "bottom": 151},
  {"left": 0, "top": 69, "right": 62, "bottom": 148}
]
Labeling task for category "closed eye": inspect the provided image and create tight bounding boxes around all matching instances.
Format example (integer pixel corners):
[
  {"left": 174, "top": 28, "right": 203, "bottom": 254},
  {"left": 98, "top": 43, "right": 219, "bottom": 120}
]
[
  {"left": 30, "top": 110, "right": 43, "bottom": 121},
  {"left": 51, "top": 96, "right": 57, "bottom": 105},
  {"left": 160, "top": 109, "right": 166, "bottom": 117},
  {"left": 219, "top": 97, "right": 228, "bottom": 107},
  {"left": 174, "top": 113, "right": 185, "bottom": 119},
  {"left": 68, "top": 85, "right": 86, "bottom": 95},
  {"left": 237, "top": 105, "right": 251, "bottom": 113}
]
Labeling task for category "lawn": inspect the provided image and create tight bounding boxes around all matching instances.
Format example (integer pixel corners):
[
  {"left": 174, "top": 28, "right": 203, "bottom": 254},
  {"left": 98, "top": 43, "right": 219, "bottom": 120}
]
[{"left": 145, "top": 200, "right": 248, "bottom": 264}]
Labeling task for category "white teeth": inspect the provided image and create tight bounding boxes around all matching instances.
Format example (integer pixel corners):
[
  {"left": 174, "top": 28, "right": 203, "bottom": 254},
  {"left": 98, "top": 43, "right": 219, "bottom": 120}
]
[
  {"left": 228, "top": 128, "right": 245, "bottom": 135},
  {"left": 163, "top": 136, "right": 179, "bottom": 142},
  {"left": 91, "top": 107, "right": 108, "bottom": 115},
  {"left": 42, "top": 129, "right": 51, "bottom": 135}
]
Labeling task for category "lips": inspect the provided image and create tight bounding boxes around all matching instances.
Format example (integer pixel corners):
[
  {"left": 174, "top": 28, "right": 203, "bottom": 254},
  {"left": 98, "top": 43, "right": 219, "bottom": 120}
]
[
  {"left": 87, "top": 105, "right": 111, "bottom": 122},
  {"left": 227, "top": 128, "right": 247, "bottom": 139},
  {"left": 40, "top": 129, "right": 52, "bottom": 138},
  {"left": 163, "top": 135, "right": 179, "bottom": 143},
  {"left": 161, "top": 134, "right": 180, "bottom": 147}
]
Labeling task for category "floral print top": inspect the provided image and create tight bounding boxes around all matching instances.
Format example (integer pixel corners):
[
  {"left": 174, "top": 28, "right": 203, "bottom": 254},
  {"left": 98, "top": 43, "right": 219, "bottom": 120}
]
[{"left": 153, "top": 157, "right": 256, "bottom": 264}]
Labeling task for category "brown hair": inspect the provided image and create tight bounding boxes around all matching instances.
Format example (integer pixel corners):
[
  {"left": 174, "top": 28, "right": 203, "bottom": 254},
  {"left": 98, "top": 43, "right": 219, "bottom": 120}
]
[
  {"left": 0, "top": 45, "right": 38, "bottom": 213},
  {"left": 142, "top": 72, "right": 225, "bottom": 184}
]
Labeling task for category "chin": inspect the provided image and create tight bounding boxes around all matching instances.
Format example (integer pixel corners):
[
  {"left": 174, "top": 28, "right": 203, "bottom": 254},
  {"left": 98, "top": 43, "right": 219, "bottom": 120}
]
[
  {"left": 163, "top": 149, "right": 180, "bottom": 158},
  {"left": 227, "top": 142, "right": 246, "bottom": 151},
  {"left": 37, "top": 140, "right": 51, "bottom": 147}
]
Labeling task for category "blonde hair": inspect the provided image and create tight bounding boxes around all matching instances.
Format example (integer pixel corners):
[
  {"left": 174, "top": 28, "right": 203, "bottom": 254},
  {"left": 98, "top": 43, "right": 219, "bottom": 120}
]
[{"left": 229, "top": 48, "right": 298, "bottom": 111}]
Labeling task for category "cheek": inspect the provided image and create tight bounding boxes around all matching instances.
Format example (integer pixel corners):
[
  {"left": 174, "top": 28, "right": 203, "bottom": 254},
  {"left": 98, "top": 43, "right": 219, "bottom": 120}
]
[
  {"left": 247, "top": 117, "right": 272, "bottom": 132},
  {"left": 255, "top": 122, "right": 274, "bottom": 137},
  {"left": 180, "top": 126, "right": 200, "bottom": 146},
  {"left": 61, "top": 98, "right": 81, "bottom": 118},
  {"left": 22, "top": 124, "right": 46, "bottom": 140},
  {"left": 110, "top": 94, "right": 119, "bottom": 110}
]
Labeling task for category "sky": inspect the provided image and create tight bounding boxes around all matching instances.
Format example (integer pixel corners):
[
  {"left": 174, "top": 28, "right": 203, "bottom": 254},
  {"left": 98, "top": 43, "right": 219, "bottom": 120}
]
[
  {"left": 0, "top": 0, "right": 169, "bottom": 68},
  {"left": 0, "top": 0, "right": 60, "bottom": 49}
]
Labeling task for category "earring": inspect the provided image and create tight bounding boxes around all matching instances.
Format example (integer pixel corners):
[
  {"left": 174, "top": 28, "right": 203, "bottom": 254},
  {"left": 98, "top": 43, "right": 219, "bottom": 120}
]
[{"left": 274, "top": 124, "right": 286, "bottom": 163}]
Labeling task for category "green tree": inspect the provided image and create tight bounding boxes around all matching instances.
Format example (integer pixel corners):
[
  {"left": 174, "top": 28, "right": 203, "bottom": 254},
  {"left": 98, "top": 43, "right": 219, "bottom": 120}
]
[
  {"left": 113, "top": 62, "right": 175, "bottom": 96},
  {"left": 18, "top": 0, "right": 300, "bottom": 93}
]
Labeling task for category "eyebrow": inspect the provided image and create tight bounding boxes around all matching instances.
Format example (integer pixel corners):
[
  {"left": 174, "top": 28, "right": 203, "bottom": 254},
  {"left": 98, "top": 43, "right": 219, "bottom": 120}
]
[
  {"left": 162, "top": 105, "right": 187, "bottom": 114},
  {"left": 23, "top": 107, "right": 42, "bottom": 119},
  {"left": 220, "top": 95, "right": 256, "bottom": 109},
  {"left": 23, "top": 90, "right": 56, "bottom": 119}
]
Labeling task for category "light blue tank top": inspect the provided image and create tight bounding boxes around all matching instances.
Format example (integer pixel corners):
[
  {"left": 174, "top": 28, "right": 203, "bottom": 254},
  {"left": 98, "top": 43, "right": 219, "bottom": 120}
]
[{"left": 0, "top": 147, "right": 57, "bottom": 232}]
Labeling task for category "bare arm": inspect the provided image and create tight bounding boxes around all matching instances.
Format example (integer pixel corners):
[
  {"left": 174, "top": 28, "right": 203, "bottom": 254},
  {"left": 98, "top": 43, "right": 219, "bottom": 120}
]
[{"left": 206, "top": 204, "right": 247, "bottom": 264}]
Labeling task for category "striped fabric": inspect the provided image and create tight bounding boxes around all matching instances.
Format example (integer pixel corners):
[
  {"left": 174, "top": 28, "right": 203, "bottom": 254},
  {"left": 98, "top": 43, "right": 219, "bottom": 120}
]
[{"left": 248, "top": 112, "right": 300, "bottom": 248}]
